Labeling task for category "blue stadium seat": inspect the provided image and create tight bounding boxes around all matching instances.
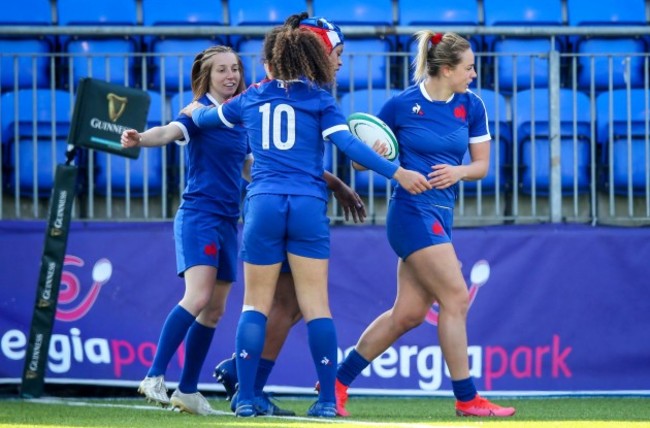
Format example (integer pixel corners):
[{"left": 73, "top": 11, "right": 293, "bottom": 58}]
[
  {"left": 57, "top": 0, "right": 138, "bottom": 88},
  {"left": 143, "top": 0, "right": 224, "bottom": 26},
  {"left": 168, "top": 90, "right": 195, "bottom": 182},
  {"left": 461, "top": 89, "right": 511, "bottom": 194},
  {"left": 515, "top": 88, "right": 592, "bottom": 194},
  {"left": 567, "top": 0, "right": 647, "bottom": 91},
  {"left": 483, "top": 0, "right": 564, "bottom": 93},
  {"left": 340, "top": 89, "right": 400, "bottom": 196},
  {"left": 0, "top": 0, "right": 53, "bottom": 90},
  {"left": 596, "top": 89, "right": 649, "bottom": 194},
  {"left": 398, "top": 0, "right": 481, "bottom": 56},
  {"left": 95, "top": 91, "right": 165, "bottom": 196},
  {"left": 229, "top": 0, "right": 308, "bottom": 51},
  {"left": 313, "top": 0, "right": 394, "bottom": 92},
  {"left": 567, "top": 0, "right": 647, "bottom": 26},
  {"left": 574, "top": 39, "right": 647, "bottom": 91},
  {"left": 169, "top": 90, "right": 195, "bottom": 118},
  {"left": 312, "top": 0, "right": 393, "bottom": 26},
  {"left": 229, "top": 0, "right": 307, "bottom": 25},
  {"left": 142, "top": 0, "right": 227, "bottom": 92},
  {"left": 399, "top": 0, "right": 478, "bottom": 26},
  {"left": 237, "top": 38, "right": 268, "bottom": 87},
  {"left": 1, "top": 89, "right": 72, "bottom": 197},
  {"left": 148, "top": 39, "right": 215, "bottom": 92},
  {"left": 338, "top": 40, "right": 393, "bottom": 92},
  {"left": 484, "top": 0, "right": 563, "bottom": 26},
  {"left": 339, "top": 88, "right": 399, "bottom": 118}
]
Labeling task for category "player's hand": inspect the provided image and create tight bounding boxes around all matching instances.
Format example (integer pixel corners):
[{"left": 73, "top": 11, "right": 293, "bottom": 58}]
[
  {"left": 428, "top": 164, "right": 462, "bottom": 189},
  {"left": 393, "top": 167, "right": 431, "bottom": 195},
  {"left": 332, "top": 184, "right": 366, "bottom": 223},
  {"left": 121, "top": 129, "right": 141, "bottom": 148},
  {"left": 180, "top": 101, "right": 205, "bottom": 117},
  {"left": 371, "top": 139, "right": 389, "bottom": 157}
]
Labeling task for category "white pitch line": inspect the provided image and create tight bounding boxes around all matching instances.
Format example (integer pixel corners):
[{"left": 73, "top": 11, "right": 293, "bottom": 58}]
[{"left": 26, "top": 397, "right": 467, "bottom": 428}]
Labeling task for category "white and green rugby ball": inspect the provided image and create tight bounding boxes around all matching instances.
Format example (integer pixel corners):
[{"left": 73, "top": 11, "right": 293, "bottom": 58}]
[{"left": 347, "top": 112, "right": 399, "bottom": 161}]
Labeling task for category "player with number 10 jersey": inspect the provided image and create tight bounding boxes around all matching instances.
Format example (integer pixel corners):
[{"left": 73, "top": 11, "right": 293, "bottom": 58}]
[{"left": 197, "top": 79, "right": 399, "bottom": 203}]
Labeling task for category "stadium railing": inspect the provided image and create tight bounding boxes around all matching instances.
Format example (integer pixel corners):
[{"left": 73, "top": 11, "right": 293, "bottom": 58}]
[{"left": 0, "top": 24, "right": 649, "bottom": 226}]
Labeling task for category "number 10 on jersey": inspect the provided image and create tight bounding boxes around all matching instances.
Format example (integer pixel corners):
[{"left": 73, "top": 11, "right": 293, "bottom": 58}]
[{"left": 259, "top": 103, "right": 296, "bottom": 150}]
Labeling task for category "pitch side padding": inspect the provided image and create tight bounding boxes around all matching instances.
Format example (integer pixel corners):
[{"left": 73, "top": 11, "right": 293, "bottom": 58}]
[
  {"left": 68, "top": 78, "right": 150, "bottom": 159},
  {"left": 20, "top": 164, "right": 78, "bottom": 398}
]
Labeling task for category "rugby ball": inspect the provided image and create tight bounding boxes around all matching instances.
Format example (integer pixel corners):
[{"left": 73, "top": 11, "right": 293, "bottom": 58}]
[{"left": 347, "top": 112, "right": 399, "bottom": 161}]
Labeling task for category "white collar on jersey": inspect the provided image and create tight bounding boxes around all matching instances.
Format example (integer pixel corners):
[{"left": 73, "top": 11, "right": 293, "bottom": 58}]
[
  {"left": 419, "top": 82, "right": 455, "bottom": 103},
  {"left": 206, "top": 93, "right": 220, "bottom": 107}
]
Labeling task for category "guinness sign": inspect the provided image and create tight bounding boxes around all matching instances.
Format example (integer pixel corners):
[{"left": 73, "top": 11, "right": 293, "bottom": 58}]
[
  {"left": 107, "top": 93, "right": 128, "bottom": 122},
  {"left": 68, "top": 78, "right": 150, "bottom": 159}
]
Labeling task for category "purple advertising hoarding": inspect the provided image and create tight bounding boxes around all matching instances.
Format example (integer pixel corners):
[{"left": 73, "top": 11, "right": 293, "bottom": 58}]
[{"left": 1, "top": 221, "right": 649, "bottom": 395}]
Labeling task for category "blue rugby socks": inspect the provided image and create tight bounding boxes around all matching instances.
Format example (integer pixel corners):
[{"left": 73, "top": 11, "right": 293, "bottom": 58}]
[{"left": 148, "top": 305, "right": 195, "bottom": 377}]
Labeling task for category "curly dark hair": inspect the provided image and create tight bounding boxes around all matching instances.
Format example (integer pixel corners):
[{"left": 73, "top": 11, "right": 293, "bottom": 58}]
[{"left": 265, "top": 26, "right": 335, "bottom": 86}]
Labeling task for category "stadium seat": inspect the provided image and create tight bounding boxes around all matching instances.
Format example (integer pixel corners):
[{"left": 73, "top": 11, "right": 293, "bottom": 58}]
[
  {"left": 57, "top": 0, "right": 138, "bottom": 88},
  {"left": 514, "top": 88, "right": 592, "bottom": 194},
  {"left": 339, "top": 88, "right": 399, "bottom": 118},
  {"left": 338, "top": 39, "right": 393, "bottom": 92},
  {"left": 95, "top": 91, "right": 165, "bottom": 196},
  {"left": 168, "top": 90, "right": 195, "bottom": 184},
  {"left": 567, "top": 0, "right": 647, "bottom": 91},
  {"left": 398, "top": 0, "right": 481, "bottom": 64},
  {"left": 399, "top": 0, "right": 478, "bottom": 26},
  {"left": 0, "top": 0, "right": 53, "bottom": 90},
  {"left": 483, "top": 0, "right": 564, "bottom": 93},
  {"left": 596, "top": 89, "right": 649, "bottom": 194},
  {"left": 169, "top": 90, "right": 195, "bottom": 119},
  {"left": 229, "top": 0, "right": 307, "bottom": 25},
  {"left": 1, "top": 89, "right": 72, "bottom": 197},
  {"left": 312, "top": 0, "right": 393, "bottom": 26},
  {"left": 313, "top": 0, "right": 394, "bottom": 92},
  {"left": 567, "top": 0, "right": 647, "bottom": 26},
  {"left": 237, "top": 38, "right": 268, "bottom": 87},
  {"left": 339, "top": 89, "right": 400, "bottom": 196},
  {"left": 229, "top": 0, "right": 308, "bottom": 54},
  {"left": 461, "top": 89, "right": 511, "bottom": 194},
  {"left": 143, "top": 0, "right": 227, "bottom": 92}
]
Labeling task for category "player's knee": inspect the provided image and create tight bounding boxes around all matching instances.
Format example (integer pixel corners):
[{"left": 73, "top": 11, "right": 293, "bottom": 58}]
[
  {"left": 394, "top": 311, "right": 424, "bottom": 333},
  {"left": 200, "top": 305, "right": 226, "bottom": 326}
]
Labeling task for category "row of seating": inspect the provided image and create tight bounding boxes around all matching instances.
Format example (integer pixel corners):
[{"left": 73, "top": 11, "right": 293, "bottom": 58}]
[
  {"left": 2, "top": 45, "right": 648, "bottom": 99},
  {"left": 3, "top": 0, "right": 648, "bottom": 27},
  {"left": 2, "top": 0, "right": 649, "bottom": 92},
  {"left": 2, "top": 87, "right": 648, "bottom": 198}
]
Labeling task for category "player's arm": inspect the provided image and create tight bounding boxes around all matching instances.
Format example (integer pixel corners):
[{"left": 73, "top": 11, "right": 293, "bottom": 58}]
[
  {"left": 189, "top": 99, "right": 240, "bottom": 130},
  {"left": 329, "top": 130, "right": 431, "bottom": 195},
  {"left": 323, "top": 170, "right": 366, "bottom": 223},
  {"left": 428, "top": 140, "right": 490, "bottom": 189},
  {"left": 462, "top": 140, "right": 490, "bottom": 180},
  {"left": 242, "top": 156, "right": 253, "bottom": 183},
  {"left": 351, "top": 140, "right": 390, "bottom": 171},
  {"left": 121, "top": 124, "right": 183, "bottom": 148}
]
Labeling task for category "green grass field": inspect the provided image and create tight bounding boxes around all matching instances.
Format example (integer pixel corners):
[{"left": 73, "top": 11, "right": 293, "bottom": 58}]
[{"left": 1, "top": 395, "right": 649, "bottom": 428}]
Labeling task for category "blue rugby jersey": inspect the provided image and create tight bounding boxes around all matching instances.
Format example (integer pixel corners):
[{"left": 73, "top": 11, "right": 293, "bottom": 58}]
[
  {"left": 193, "top": 79, "right": 398, "bottom": 201},
  {"left": 378, "top": 83, "right": 490, "bottom": 206},
  {"left": 172, "top": 93, "right": 249, "bottom": 219}
]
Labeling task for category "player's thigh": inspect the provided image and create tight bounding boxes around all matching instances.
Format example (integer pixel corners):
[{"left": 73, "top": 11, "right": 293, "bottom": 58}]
[
  {"left": 241, "top": 194, "right": 288, "bottom": 265},
  {"left": 286, "top": 195, "right": 330, "bottom": 259},
  {"left": 407, "top": 244, "right": 468, "bottom": 306},
  {"left": 286, "top": 253, "right": 330, "bottom": 321}
]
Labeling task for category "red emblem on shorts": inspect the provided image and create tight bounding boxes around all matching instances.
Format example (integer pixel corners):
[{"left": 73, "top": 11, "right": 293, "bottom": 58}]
[
  {"left": 432, "top": 220, "right": 444, "bottom": 235},
  {"left": 454, "top": 105, "right": 467, "bottom": 121},
  {"left": 204, "top": 242, "right": 218, "bottom": 257}
]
